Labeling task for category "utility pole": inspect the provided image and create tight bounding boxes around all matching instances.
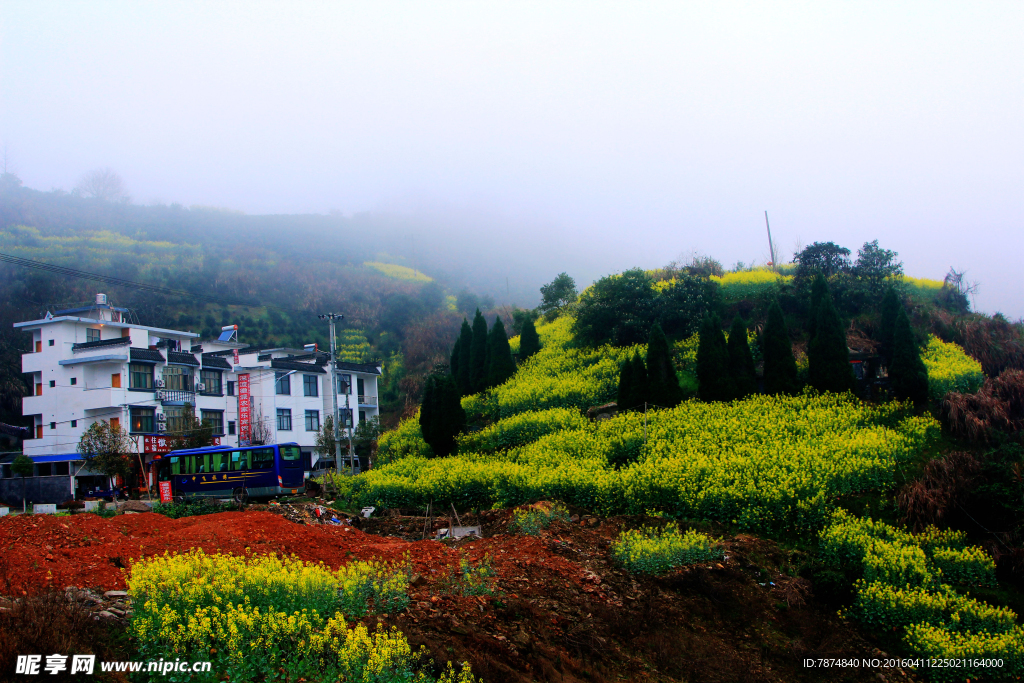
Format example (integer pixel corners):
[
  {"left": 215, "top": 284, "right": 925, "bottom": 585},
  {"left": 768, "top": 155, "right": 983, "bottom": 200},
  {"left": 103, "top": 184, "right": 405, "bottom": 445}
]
[
  {"left": 318, "top": 313, "right": 344, "bottom": 475},
  {"left": 764, "top": 211, "right": 777, "bottom": 272}
]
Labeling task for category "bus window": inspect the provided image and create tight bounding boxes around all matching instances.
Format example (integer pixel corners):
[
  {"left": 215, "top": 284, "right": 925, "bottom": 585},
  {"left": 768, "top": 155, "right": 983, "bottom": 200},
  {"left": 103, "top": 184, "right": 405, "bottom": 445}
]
[
  {"left": 280, "top": 445, "right": 301, "bottom": 461},
  {"left": 184, "top": 456, "right": 194, "bottom": 475},
  {"left": 213, "top": 452, "right": 229, "bottom": 472},
  {"left": 252, "top": 448, "right": 274, "bottom": 470},
  {"left": 195, "top": 454, "right": 205, "bottom": 473},
  {"left": 231, "top": 450, "right": 249, "bottom": 471},
  {"left": 157, "top": 461, "right": 172, "bottom": 481},
  {"left": 169, "top": 456, "right": 182, "bottom": 475}
]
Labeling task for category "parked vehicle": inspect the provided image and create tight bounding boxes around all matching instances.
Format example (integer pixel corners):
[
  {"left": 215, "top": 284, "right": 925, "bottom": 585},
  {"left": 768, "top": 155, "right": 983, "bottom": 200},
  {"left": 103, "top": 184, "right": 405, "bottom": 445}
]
[{"left": 155, "top": 442, "right": 305, "bottom": 504}]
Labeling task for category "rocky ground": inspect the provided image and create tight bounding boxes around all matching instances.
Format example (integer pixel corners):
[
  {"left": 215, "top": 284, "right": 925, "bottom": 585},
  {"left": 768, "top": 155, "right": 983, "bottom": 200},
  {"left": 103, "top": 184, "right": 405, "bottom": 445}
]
[{"left": 0, "top": 503, "right": 924, "bottom": 683}]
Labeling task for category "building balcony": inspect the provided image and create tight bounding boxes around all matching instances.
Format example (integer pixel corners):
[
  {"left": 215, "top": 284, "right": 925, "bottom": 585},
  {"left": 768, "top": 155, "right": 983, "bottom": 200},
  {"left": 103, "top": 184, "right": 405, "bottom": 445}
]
[
  {"left": 358, "top": 394, "right": 377, "bottom": 407},
  {"left": 157, "top": 389, "right": 196, "bottom": 405}
]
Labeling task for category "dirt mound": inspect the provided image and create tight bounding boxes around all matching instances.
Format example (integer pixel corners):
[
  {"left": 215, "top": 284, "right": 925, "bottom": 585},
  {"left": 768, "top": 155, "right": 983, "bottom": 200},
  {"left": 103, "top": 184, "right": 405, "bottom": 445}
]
[{"left": 0, "top": 508, "right": 919, "bottom": 682}]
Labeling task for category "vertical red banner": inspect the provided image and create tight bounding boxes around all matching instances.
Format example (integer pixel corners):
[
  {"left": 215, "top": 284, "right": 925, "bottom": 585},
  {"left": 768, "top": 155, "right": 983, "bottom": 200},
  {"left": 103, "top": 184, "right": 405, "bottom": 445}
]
[
  {"left": 237, "top": 373, "right": 251, "bottom": 445},
  {"left": 158, "top": 481, "right": 172, "bottom": 503}
]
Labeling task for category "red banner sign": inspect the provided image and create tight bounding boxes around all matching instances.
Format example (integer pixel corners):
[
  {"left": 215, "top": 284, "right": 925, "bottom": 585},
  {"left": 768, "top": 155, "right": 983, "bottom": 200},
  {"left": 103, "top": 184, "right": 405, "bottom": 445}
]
[
  {"left": 158, "top": 481, "right": 172, "bottom": 503},
  {"left": 143, "top": 435, "right": 220, "bottom": 454},
  {"left": 233, "top": 349, "right": 239, "bottom": 365},
  {"left": 238, "top": 373, "right": 251, "bottom": 445}
]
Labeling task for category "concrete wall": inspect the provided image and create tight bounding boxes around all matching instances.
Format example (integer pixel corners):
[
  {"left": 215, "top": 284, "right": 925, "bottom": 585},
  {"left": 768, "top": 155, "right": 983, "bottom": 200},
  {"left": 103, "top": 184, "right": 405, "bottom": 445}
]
[{"left": 0, "top": 476, "right": 73, "bottom": 507}]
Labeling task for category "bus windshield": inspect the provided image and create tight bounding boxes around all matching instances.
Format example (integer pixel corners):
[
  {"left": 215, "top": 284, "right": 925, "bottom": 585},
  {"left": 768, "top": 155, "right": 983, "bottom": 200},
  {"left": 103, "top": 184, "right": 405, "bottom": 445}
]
[{"left": 280, "top": 445, "right": 300, "bottom": 461}]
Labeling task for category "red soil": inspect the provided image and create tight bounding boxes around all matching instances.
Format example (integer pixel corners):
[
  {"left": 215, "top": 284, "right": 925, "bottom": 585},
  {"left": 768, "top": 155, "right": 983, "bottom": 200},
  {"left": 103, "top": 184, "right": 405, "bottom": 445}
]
[{"left": 0, "top": 511, "right": 585, "bottom": 596}]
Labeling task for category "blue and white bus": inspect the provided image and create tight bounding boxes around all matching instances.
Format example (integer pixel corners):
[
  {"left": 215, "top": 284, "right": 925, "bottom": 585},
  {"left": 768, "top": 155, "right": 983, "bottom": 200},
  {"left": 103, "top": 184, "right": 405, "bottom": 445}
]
[{"left": 154, "top": 442, "right": 306, "bottom": 504}]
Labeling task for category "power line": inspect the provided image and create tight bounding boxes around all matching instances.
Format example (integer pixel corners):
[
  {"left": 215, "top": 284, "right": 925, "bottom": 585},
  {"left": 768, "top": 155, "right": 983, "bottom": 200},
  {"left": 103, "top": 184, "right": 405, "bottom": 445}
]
[{"left": 0, "top": 251, "right": 314, "bottom": 315}]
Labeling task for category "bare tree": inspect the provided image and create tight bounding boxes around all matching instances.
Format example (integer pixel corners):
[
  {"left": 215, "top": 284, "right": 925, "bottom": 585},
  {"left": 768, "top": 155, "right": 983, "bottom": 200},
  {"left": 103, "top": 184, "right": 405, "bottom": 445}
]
[{"left": 76, "top": 167, "right": 128, "bottom": 202}]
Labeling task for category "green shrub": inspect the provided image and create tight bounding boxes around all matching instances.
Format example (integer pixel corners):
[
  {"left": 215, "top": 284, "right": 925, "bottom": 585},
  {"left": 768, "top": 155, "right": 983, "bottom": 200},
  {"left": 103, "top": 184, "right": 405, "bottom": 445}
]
[
  {"left": 612, "top": 525, "right": 723, "bottom": 575},
  {"left": 930, "top": 545, "right": 997, "bottom": 587},
  {"left": 921, "top": 335, "right": 985, "bottom": 401},
  {"left": 510, "top": 502, "right": 570, "bottom": 535},
  {"left": 151, "top": 498, "right": 228, "bottom": 519},
  {"left": 457, "top": 408, "right": 588, "bottom": 453}
]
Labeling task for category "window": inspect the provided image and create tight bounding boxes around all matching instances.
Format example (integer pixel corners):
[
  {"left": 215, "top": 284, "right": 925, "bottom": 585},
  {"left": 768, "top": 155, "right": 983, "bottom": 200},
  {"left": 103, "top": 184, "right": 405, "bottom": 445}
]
[
  {"left": 280, "top": 445, "right": 301, "bottom": 461},
  {"left": 129, "top": 363, "right": 154, "bottom": 390},
  {"left": 49, "top": 380, "right": 55, "bottom": 388},
  {"left": 359, "top": 410, "right": 366, "bottom": 423},
  {"left": 70, "top": 377, "right": 77, "bottom": 385},
  {"left": 50, "top": 422, "right": 56, "bottom": 430},
  {"left": 212, "top": 451, "right": 230, "bottom": 472},
  {"left": 305, "top": 410, "right": 320, "bottom": 431},
  {"left": 35, "top": 463, "right": 52, "bottom": 477},
  {"left": 228, "top": 420, "right": 236, "bottom": 435},
  {"left": 201, "top": 410, "right": 224, "bottom": 434},
  {"left": 1, "top": 464, "right": 10, "bottom": 478},
  {"left": 252, "top": 447, "right": 275, "bottom": 470},
  {"left": 357, "top": 378, "right": 365, "bottom": 397},
  {"left": 275, "top": 372, "right": 291, "bottom": 395},
  {"left": 71, "top": 420, "right": 77, "bottom": 428},
  {"left": 163, "top": 366, "right": 193, "bottom": 391},
  {"left": 338, "top": 374, "right": 351, "bottom": 394},
  {"left": 303, "top": 374, "right": 318, "bottom": 397},
  {"left": 48, "top": 339, "right": 54, "bottom": 346},
  {"left": 131, "top": 407, "right": 155, "bottom": 433},
  {"left": 87, "top": 328, "right": 100, "bottom": 342},
  {"left": 230, "top": 450, "right": 249, "bottom": 471},
  {"left": 164, "top": 406, "right": 187, "bottom": 435},
  {"left": 340, "top": 408, "right": 352, "bottom": 428},
  {"left": 55, "top": 462, "right": 69, "bottom": 476},
  {"left": 200, "top": 369, "right": 222, "bottom": 395},
  {"left": 277, "top": 408, "right": 292, "bottom": 431},
  {"left": 227, "top": 381, "right": 235, "bottom": 396}
]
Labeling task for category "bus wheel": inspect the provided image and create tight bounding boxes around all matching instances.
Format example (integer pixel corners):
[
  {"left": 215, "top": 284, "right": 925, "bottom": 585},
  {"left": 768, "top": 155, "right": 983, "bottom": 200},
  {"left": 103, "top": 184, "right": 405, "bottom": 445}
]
[{"left": 233, "top": 488, "right": 248, "bottom": 506}]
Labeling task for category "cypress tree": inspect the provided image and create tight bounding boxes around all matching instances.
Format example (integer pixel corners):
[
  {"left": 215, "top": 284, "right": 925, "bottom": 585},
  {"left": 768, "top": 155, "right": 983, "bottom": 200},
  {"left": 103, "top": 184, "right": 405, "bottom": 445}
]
[
  {"left": 808, "top": 272, "right": 829, "bottom": 337},
  {"left": 616, "top": 356, "right": 634, "bottom": 410},
  {"left": 647, "top": 323, "right": 683, "bottom": 408},
  {"left": 879, "top": 286, "right": 900, "bottom": 365},
  {"left": 487, "top": 317, "right": 516, "bottom": 387},
  {"left": 419, "top": 374, "right": 465, "bottom": 456},
  {"left": 727, "top": 317, "right": 757, "bottom": 398},
  {"left": 456, "top": 319, "right": 473, "bottom": 396},
  {"left": 889, "top": 307, "right": 929, "bottom": 409},
  {"left": 631, "top": 353, "right": 650, "bottom": 409},
  {"left": 762, "top": 299, "right": 800, "bottom": 395},
  {"left": 696, "top": 314, "right": 733, "bottom": 401},
  {"left": 519, "top": 317, "right": 541, "bottom": 360},
  {"left": 469, "top": 309, "right": 488, "bottom": 393},
  {"left": 449, "top": 340, "right": 460, "bottom": 380},
  {"left": 808, "top": 283, "right": 856, "bottom": 394}
]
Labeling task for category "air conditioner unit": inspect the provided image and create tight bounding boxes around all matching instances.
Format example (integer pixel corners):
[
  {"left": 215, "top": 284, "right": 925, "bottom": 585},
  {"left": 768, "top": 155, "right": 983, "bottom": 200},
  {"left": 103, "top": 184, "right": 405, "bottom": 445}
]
[
  {"left": 197, "top": 382, "right": 206, "bottom": 392},
  {"left": 156, "top": 412, "right": 166, "bottom": 423},
  {"left": 156, "top": 423, "right": 166, "bottom": 432},
  {"left": 154, "top": 379, "right": 165, "bottom": 388},
  {"left": 156, "top": 390, "right": 166, "bottom": 400}
]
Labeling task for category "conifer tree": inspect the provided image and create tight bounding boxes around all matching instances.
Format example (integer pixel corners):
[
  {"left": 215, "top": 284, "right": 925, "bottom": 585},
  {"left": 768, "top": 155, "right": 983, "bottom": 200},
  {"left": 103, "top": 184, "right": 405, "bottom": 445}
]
[
  {"left": 450, "top": 341, "right": 460, "bottom": 380},
  {"left": 419, "top": 374, "right": 465, "bottom": 457},
  {"left": 631, "top": 353, "right": 649, "bottom": 409},
  {"left": 456, "top": 319, "right": 473, "bottom": 396},
  {"left": 889, "top": 307, "right": 929, "bottom": 409},
  {"left": 519, "top": 316, "right": 541, "bottom": 360},
  {"left": 727, "top": 316, "right": 757, "bottom": 398},
  {"left": 762, "top": 299, "right": 800, "bottom": 395},
  {"left": 879, "top": 286, "right": 900, "bottom": 365},
  {"left": 647, "top": 323, "right": 683, "bottom": 408},
  {"left": 808, "top": 272, "right": 829, "bottom": 336},
  {"left": 696, "top": 314, "right": 733, "bottom": 401},
  {"left": 487, "top": 317, "right": 516, "bottom": 387},
  {"left": 469, "top": 309, "right": 488, "bottom": 393},
  {"left": 617, "top": 352, "right": 649, "bottom": 410},
  {"left": 808, "top": 282, "right": 856, "bottom": 394}
]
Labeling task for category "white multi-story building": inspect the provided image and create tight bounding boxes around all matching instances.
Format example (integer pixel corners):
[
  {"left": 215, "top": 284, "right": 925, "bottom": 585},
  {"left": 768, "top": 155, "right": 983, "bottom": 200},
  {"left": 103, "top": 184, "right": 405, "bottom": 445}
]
[{"left": 3, "top": 294, "right": 380, "bottom": 503}]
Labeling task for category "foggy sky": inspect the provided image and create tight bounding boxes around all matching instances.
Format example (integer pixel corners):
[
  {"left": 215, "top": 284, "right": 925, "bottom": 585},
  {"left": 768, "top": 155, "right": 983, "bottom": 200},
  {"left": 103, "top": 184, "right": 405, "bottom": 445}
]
[{"left": 2, "top": 2, "right": 1022, "bottom": 315}]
